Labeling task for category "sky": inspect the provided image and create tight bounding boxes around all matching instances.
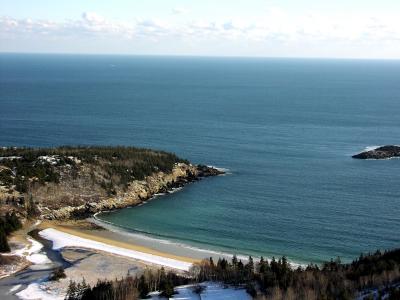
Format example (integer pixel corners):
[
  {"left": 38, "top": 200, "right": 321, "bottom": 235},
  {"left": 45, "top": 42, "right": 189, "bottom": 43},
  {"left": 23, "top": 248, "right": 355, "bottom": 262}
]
[{"left": 1, "top": 0, "right": 400, "bottom": 58}]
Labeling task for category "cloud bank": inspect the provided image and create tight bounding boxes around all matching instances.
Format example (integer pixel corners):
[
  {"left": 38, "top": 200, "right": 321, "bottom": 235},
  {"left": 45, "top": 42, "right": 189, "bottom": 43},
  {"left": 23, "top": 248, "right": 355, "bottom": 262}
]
[{"left": 1, "top": 9, "right": 399, "bottom": 58}]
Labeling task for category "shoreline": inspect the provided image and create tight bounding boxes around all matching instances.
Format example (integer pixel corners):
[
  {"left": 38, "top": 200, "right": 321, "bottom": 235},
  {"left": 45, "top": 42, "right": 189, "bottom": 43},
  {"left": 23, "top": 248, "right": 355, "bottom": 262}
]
[
  {"left": 91, "top": 215, "right": 252, "bottom": 262},
  {"left": 0, "top": 162, "right": 226, "bottom": 285},
  {"left": 38, "top": 220, "right": 198, "bottom": 270},
  {"left": 41, "top": 163, "right": 225, "bottom": 220},
  {"left": 42, "top": 217, "right": 306, "bottom": 270}
]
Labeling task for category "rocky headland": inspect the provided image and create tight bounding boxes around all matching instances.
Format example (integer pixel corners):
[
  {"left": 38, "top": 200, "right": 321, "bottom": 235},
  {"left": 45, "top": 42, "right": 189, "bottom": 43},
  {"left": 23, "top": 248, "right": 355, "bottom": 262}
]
[
  {"left": 0, "top": 146, "right": 224, "bottom": 221},
  {"left": 352, "top": 145, "right": 400, "bottom": 160}
]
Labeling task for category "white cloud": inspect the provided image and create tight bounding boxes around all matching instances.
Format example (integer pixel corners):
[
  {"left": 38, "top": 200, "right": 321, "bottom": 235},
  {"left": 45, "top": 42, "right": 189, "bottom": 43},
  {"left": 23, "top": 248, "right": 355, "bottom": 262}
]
[{"left": 1, "top": 10, "right": 400, "bottom": 57}]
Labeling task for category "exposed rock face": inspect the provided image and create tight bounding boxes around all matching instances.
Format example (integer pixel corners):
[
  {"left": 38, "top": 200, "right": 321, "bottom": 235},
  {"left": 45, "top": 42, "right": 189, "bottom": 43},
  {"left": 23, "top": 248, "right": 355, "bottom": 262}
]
[
  {"left": 352, "top": 145, "right": 400, "bottom": 159},
  {"left": 0, "top": 147, "right": 225, "bottom": 220},
  {"left": 42, "top": 163, "right": 224, "bottom": 220}
]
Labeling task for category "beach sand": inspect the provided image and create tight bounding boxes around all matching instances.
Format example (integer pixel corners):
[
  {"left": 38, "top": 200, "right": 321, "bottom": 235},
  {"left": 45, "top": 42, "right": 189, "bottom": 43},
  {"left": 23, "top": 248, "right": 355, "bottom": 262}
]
[
  {"left": 38, "top": 220, "right": 199, "bottom": 268},
  {"left": 14, "top": 220, "right": 197, "bottom": 300}
]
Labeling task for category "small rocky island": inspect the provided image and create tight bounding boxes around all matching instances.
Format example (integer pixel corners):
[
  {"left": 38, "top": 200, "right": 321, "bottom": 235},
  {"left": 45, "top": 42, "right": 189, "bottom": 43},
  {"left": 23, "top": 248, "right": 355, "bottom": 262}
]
[{"left": 352, "top": 145, "right": 400, "bottom": 159}]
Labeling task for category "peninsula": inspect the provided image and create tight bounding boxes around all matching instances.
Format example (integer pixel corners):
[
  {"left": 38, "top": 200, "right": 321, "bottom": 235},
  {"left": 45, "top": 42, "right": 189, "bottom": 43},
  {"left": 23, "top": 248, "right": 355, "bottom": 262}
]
[
  {"left": 0, "top": 146, "right": 224, "bottom": 280},
  {"left": 0, "top": 146, "right": 223, "bottom": 221}
]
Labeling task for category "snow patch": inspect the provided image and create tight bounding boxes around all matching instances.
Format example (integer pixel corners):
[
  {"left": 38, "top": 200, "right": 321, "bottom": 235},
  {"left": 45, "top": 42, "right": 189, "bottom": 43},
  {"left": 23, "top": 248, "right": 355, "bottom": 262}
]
[
  {"left": 39, "top": 228, "right": 193, "bottom": 271},
  {"left": 149, "top": 282, "right": 251, "bottom": 300},
  {"left": 16, "top": 282, "right": 65, "bottom": 300},
  {"left": 26, "top": 253, "right": 51, "bottom": 265},
  {"left": 8, "top": 284, "right": 22, "bottom": 294},
  {"left": 7, "top": 237, "right": 51, "bottom": 266},
  {"left": 37, "top": 155, "right": 60, "bottom": 165}
]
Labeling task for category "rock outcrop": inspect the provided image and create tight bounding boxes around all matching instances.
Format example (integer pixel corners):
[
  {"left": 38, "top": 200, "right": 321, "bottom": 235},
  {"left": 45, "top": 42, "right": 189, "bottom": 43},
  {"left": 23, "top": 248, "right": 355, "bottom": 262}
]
[
  {"left": 352, "top": 145, "right": 400, "bottom": 159},
  {"left": 42, "top": 163, "right": 224, "bottom": 220},
  {"left": 0, "top": 146, "right": 224, "bottom": 220}
]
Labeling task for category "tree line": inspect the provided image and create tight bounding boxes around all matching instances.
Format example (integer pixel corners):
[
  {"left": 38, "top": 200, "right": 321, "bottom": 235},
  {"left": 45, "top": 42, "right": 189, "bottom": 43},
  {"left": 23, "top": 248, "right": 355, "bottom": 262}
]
[
  {"left": 0, "top": 146, "right": 189, "bottom": 194},
  {"left": 65, "top": 249, "right": 400, "bottom": 300},
  {"left": 65, "top": 267, "right": 189, "bottom": 300}
]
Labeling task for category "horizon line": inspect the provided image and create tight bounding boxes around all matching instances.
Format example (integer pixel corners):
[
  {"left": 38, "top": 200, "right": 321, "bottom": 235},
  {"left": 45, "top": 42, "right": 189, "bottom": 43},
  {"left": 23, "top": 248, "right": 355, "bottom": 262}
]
[{"left": 1, "top": 51, "right": 400, "bottom": 61}]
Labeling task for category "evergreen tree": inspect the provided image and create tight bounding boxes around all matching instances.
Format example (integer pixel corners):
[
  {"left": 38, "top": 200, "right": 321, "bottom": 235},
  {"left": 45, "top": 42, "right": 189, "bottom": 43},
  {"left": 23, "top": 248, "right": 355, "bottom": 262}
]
[
  {"left": 0, "top": 225, "right": 10, "bottom": 252},
  {"left": 27, "top": 194, "right": 39, "bottom": 218},
  {"left": 159, "top": 266, "right": 167, "bottom": 291},
  {"left": 163, "top": 281, "right": 175, "bottom": 298},
  {"left": 5, "top": 212, "right": 22, "bottom": 233},
  {"left": 232, "top": 254, "right": 238, "bottom": 266},
  {"left": 138, "top": 274, "right": 149, "bottom": 298},
  {"left": 259, "top": 256, "right": 267, "bottom": 273},
  {"left": 66, "top": 280, "right": 77, "bottom": 300},
  {"left": 245, "top": 256, "right": 254, "bottom": 280},
  {"left": 209, "top": 257, "right": 215, "bottom": 267}
]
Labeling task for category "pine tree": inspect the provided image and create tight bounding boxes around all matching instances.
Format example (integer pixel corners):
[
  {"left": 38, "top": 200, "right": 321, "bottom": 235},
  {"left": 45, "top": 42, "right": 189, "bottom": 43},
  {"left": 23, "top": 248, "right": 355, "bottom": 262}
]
[
  {"left": 27, "top": 194, "right": 39, "bottom": 218},
  {"left": 209, "top": 256, "right": 215, "bottom": 267},
  {"left": 259, "top": 256, "right": 266, "bottom": 273},
  {"left": 161, "top": 280, "right": 175, "bottom": 298},
  {"left": 5, "top": 212, "right": 22, "bottom": 233},
  {"left": 245, "top": 256, "right": 254, "bottom": 280},
  {"left": 0, "top": 225, "right": 10, "bottom": 252},
  {"left": 66, "top": 280, "right": 77, "bottom": 300},
  {"left": 232, "top": 254, "right": 238, "bottom": 266},
  {"left": 138, "top": 274, "right": 149, "bottom": 298}
]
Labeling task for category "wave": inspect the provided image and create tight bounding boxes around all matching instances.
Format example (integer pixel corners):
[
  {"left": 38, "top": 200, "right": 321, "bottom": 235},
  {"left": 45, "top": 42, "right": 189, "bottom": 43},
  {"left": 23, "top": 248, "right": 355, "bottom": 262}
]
[
  {"left": 92, "top": 216, "right": 305, "bottom": 269},
  {"left": 361, "top": 145, "right": 400, "bottom": 152},
  {"left": 93, "top": 216, "right": 248, "bottom": 260},
  {"left": 207, "top": 165, "right": 232, "bottom": 175},
  {"left": 363, "top": 145, "right": 381, "bottom": 152}
]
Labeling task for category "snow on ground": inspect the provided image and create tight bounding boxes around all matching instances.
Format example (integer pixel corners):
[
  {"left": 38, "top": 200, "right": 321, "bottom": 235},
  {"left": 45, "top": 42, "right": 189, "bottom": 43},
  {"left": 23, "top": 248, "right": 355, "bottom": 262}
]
[
  {"left": 5, "top": 236, "right": 51, "bottom": 265},
  {"left": 8, "top": 237, "right": 52, "bottom": 265},
  {"left": 7, "top": 235, "right": 55, "bottom": 299},
  {"left": 8, "top": 284, "right": 21, "bottom": 294},
  {"left": 10, "top": 238, "right": 61, "bottom": 300},
  {"left": 149, "top": 282, "right": 251, "bottom": 300},
  {"left": 38, "top": 155, "right": 60, "bottom": 165},
  {"left": 16, "top": 281, "right": 65, "bottom": 300},
  {"left": 39, "top": 228, "right": 193, "bottom": 271},
  {"left": 26, "top": 253, "right": 51, "bottom": 265}
]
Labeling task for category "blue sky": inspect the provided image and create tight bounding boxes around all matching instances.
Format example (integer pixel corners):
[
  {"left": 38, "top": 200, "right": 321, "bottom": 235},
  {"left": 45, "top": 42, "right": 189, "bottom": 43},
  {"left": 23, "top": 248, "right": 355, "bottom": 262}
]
[{"left": 1, "top": 0, "right": 400, "bottom": 58}]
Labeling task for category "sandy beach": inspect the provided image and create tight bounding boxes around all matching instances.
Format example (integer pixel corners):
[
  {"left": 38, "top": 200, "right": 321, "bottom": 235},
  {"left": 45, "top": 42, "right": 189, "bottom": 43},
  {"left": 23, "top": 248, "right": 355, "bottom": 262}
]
[{"left": 39, "top": 221, "right": 200, "bottom": 264}]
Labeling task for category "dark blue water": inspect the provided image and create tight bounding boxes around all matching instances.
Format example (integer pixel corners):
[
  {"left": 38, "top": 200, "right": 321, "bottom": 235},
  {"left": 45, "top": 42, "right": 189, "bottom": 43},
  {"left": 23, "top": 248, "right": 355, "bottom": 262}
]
[{"left": 1, "top": 53, "right": 400, "bottom": 264}]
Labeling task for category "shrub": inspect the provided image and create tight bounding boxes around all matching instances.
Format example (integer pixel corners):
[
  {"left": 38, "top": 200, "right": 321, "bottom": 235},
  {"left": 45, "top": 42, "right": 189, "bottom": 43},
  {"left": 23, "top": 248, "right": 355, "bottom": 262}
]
[{"left": 49, "top": 266, "right": 67, "bottom": 281}]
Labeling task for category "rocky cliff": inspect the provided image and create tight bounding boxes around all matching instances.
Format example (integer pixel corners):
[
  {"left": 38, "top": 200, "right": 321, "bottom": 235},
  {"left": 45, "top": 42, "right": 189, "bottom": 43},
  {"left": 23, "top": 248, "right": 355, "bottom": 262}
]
[
  {"left": 43, "top": 163, "right": 222, "bottom": 220},
  {"left": 0, "top": 147, "right": 224, "bottom": 220}
]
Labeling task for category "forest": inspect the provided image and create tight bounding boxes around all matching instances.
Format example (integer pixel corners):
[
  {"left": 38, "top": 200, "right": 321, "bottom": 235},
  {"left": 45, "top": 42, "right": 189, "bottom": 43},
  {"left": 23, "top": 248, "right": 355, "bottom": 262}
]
[
  {"left": 65, "top": 249, "right": 400, "bottom": 300},
  {"left": 0, "top": 146, "right": 188, "bottom": 193}
]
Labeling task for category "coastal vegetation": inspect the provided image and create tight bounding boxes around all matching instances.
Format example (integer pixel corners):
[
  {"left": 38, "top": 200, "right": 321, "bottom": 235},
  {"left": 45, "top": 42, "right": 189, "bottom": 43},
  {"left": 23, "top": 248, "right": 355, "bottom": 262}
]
[
  {"left": 0, "top": 146, "right": 219, "bottom": 219},
  {"left": 0, "top": 146, "right": 222, "bottom": 253},
  {"left": 0, "top": 212, "right": 22, "bottom": 252},
  {"left": 49, "top": 266, "right": 67, "bottom": 281},
  {"left": 65, "top": 267, "right": 188, "bottom": 300},
  {"left": 66, "top": 249, "right": 400, "bottom": 300},
  {"left": 0, "top": 146, "right": 184, "bottom": 253},
  {"left": 0, "top": 146, "right": 189, "bottom": 193}
]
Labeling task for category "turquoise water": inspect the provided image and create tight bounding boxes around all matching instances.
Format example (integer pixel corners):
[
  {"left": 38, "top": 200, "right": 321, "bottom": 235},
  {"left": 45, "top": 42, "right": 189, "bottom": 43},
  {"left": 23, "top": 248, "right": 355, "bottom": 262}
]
[{"left": 1, "top": 54, "right": 400, "bottom": 264}]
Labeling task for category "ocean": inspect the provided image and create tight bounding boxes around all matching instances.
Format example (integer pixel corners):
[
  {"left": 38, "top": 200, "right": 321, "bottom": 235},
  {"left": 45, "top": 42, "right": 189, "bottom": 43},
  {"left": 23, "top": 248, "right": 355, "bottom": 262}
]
[{"left": 1, "top": 53, "right": 399, "bottom": 264}]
